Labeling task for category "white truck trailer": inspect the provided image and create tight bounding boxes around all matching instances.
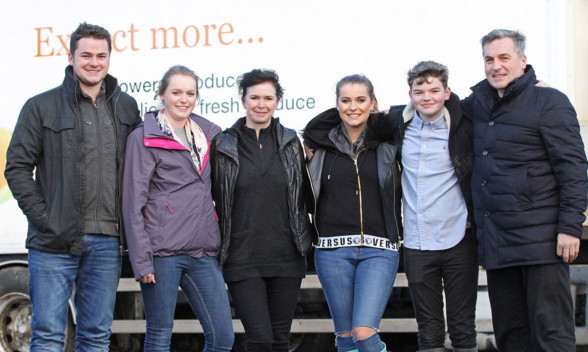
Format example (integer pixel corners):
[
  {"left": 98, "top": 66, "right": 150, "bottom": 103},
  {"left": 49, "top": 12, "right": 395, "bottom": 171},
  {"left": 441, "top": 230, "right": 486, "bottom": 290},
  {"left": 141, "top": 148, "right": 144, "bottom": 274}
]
[{"left": 1, "top": 1, "right": 587, "bottom": 351}]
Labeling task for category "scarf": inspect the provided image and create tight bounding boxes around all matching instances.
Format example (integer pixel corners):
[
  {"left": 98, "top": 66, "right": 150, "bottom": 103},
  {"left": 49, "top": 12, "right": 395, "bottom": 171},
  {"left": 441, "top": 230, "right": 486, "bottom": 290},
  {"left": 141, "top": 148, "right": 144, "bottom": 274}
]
[{"left": 156, "top": 110, "right": 208, "bottom": 173}]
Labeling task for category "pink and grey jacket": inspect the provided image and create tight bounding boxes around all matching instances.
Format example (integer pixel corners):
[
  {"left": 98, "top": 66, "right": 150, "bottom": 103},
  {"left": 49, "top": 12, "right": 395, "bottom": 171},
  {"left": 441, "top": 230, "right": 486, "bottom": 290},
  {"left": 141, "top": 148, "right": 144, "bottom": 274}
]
[{"left": 122, "top": 111, "right": 221, "bottom": 280}]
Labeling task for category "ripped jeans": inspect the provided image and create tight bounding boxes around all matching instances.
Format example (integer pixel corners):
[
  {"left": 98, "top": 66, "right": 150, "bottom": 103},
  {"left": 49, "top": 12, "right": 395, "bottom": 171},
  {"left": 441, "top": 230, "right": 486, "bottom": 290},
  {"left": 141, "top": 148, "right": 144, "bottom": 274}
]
[{"left": 315, "top": 246, "right": 399, "bottom": 352}]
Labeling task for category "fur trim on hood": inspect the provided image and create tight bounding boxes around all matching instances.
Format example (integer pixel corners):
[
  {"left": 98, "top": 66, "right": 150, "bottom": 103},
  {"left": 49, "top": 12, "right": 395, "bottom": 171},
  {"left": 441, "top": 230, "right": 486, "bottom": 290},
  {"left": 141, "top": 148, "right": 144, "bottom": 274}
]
[{"left": 398, "top": 92, "right": 462, "bottom": 131}]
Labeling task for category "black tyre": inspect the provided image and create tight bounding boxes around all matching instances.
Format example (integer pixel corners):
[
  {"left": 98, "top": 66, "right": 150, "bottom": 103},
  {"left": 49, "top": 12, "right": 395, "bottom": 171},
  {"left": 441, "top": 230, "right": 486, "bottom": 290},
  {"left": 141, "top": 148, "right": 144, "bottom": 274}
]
[{"left": 0, "top": 265, "right": 75, "bottom": 352}]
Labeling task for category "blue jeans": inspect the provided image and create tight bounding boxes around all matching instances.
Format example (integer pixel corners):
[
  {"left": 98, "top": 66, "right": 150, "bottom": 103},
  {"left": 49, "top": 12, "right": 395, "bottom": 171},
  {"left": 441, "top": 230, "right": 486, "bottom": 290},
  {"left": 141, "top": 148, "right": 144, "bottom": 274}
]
[
  {"left": 315, "top": 246, "right": 399, "bottom": 352},
  {"left": 140, "top": 255, "right": 234, "bottom": 352},
  {"left": 28, "top": 234, "right": 121, "bottom": 352}
]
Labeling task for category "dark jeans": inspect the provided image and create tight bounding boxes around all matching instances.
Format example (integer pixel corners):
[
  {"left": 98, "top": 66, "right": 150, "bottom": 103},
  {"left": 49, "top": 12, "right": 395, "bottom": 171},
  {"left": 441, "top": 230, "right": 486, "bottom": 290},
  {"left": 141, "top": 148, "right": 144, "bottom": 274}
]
[
  {"left": 227, "top": 277, "right": 302, "bottom": 352},
  {"left": 487, "top": 262, "right": 575, "bottom": 352},
  {"left": 404, "top": 231, "right": 478, "bottom": 351},
  {"left": 140, "top": 255, "right": 234, "bottom": 352}
]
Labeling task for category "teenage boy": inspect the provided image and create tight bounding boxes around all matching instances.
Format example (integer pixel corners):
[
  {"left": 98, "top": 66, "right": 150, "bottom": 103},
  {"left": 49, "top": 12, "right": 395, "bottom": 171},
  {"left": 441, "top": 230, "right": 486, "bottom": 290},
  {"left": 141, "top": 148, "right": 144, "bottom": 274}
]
[{"left": 391, "top": 61, "right": 478, "bottom": 352}]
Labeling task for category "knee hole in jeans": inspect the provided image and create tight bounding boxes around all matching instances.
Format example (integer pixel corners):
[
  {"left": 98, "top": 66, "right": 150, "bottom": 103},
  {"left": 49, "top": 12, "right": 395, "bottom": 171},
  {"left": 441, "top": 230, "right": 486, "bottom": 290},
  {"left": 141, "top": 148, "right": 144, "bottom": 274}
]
[
  {"left": 336, "top": 331, "right": 352, "bottom": 337},
  {"left": 352, "top": 326, "right": 377, "bottom": 340}
]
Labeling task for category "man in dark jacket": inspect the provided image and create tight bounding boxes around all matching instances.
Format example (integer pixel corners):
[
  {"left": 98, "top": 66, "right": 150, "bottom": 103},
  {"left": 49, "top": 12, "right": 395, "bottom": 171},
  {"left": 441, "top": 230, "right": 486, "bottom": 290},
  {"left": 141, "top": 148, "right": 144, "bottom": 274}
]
[
  {"left": 462, "top": 29, "right": 588, "bottom": 351},
  {"left": 396, "top": 61, "right": 477, "bottom": 352},
  {"left": 4, "top": 22, "right": 141, "bottom": 351}
]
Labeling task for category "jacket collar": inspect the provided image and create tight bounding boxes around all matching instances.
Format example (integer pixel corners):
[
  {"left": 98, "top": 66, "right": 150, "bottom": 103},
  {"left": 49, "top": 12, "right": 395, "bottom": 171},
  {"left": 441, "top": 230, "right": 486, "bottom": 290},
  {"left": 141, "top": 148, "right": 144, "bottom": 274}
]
[
  {"left": 142, "top": 111, "right": 196, "bottom": 151},
  {"left": 328, "top": 122, "right": 369, "bottom": 157},
  {"left": 63, "top": 65, "right": 120, "bottom": 106},
  {"left": 143, "top": 112, "right": 170, "bottom": 139},
  {"left": 470, "top": 65, "right": 536, "bottom": 104},
  {"left": 142, "top": 111, "right": 204, "bottom": 140},
  {"left": 228, "top": 116, "right": 296, "bottom": 149}
]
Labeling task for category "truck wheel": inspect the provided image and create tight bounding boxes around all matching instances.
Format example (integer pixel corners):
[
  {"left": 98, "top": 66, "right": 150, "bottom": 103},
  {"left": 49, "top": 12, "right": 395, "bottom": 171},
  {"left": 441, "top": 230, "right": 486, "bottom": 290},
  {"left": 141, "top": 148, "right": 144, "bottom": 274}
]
[
  {"left": 0, "top": 266, "right": 32, "bottom": 352},
  {"left": 0, "top": 266, "right": 76, "bottom": 352}
]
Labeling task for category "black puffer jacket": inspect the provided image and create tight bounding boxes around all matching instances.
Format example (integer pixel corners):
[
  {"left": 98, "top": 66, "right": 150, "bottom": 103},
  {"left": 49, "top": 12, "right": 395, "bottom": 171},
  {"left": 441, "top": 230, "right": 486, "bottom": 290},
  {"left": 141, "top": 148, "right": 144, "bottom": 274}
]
[
  {"left": 5, "top": 66, "right": 141, "bottom": 255},
  {"left": 211, "top": 117, "right": 313, "bottom": 266},
  {"left": 303, "top": 108, "right": 403, "bottom": 243},
  {"left": 462, "top": 65, "right": 588, "bottom": 269}
]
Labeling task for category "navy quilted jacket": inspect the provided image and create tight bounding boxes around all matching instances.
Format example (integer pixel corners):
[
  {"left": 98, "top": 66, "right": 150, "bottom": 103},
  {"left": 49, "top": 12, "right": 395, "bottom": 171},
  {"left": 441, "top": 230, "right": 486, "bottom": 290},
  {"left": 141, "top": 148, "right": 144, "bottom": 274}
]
[{"left": 463, "top": 65, "right": 587, "bottom": 269}]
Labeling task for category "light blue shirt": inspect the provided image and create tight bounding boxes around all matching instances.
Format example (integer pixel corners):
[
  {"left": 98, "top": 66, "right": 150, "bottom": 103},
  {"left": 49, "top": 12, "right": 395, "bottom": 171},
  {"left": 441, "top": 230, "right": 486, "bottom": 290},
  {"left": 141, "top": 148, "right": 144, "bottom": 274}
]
[{"left": 401, "top": 110, "right": 468, "bottom": 250}]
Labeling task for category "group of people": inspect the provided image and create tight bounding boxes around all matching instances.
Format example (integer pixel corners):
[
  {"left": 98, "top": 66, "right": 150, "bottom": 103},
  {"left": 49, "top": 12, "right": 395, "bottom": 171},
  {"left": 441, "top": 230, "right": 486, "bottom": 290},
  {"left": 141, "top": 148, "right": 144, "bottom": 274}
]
[{"left": 4, "top": 21, "right": 587, "bottom": 352}]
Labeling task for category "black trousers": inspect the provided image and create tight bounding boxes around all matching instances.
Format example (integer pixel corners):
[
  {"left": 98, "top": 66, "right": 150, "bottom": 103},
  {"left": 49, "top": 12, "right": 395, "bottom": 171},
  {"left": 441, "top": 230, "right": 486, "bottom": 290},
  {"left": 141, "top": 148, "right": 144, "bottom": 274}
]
[
  {"left": 487, "top": 262, "right": 575, "bottom": 352},
  {"left": 404, "top": 231, "right": 478, "bottom": 351},
  {"left": 227, "top": 277, "right": 302, "bottom": 352}
]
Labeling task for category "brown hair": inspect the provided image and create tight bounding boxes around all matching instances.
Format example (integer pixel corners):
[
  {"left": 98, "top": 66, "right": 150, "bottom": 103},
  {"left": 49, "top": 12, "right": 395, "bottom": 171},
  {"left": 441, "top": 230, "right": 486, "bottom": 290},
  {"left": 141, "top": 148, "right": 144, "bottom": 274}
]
[{"left": 407, "top": 61, "right": 449, "bottom": 89}]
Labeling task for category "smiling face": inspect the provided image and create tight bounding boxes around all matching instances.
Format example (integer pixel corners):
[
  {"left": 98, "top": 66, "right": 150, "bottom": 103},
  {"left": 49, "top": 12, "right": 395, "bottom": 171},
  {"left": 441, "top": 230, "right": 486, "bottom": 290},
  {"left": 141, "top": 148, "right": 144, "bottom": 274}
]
[
  {"left": 409, "top": 76, "right": 451, "bottom": 122},
  {"left": 68, "top": 37, "right": 110, "bottom": 98},
  {"left": 336, "top": 83, "right": 374, "bottom": 136},
  {"left": 159, "top": 73, "right": 198, "bottom": 128},
  {"left": 483, "top": 37, "right": 527, "bottom": 96},
  {"left": 242, "top": 81, "right": 279, "bottom": 130}
]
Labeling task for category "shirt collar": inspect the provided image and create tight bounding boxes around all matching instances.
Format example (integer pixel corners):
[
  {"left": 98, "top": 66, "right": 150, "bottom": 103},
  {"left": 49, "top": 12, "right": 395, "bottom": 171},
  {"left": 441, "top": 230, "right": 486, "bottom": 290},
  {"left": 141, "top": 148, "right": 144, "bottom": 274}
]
[{"left": 412, "top": 110, "right": 447, "bottom": 130}]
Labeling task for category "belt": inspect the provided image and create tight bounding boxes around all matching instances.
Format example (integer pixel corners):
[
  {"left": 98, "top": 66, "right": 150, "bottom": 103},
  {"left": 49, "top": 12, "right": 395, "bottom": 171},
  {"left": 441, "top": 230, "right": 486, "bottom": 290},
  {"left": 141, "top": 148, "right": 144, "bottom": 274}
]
[{"left": 316, "top": 234, "right": 400, "bottom": 251}]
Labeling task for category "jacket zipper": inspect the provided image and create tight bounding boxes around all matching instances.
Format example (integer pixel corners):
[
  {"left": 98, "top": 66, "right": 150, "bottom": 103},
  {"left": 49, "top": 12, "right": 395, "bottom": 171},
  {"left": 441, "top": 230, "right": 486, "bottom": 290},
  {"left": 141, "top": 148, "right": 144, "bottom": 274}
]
[
  {"left": 74, "top": 89, "right": 85, "bottom": 239},
  {"left": 93, "top": 101, "right": 103, "bottom": 233},
  {"left": 111, "top": 93, "right": 121, "bottom": 233},
  {"left": 353, "top": 150, "right": 365, "bottom": 245},
  {"left": 165, "top": 203, "right": 174, "bottom": 214}
]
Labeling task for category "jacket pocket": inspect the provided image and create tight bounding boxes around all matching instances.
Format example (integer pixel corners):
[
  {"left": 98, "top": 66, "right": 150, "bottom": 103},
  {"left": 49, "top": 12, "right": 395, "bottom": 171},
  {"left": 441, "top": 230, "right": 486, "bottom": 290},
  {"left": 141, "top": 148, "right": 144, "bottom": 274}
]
[
  {"left": 513, "top": 165, "right": 532, "bottom": 210},
  {"left": 42, "top": 116, "right": 75, "bottom": 158},
  {"left": 116, "top": 110, "right": 139, "bottom": 151},
  {"left": 143, "top": 195, "right": 167, "bottom": 248},
  {"left": 116, "top": 109, "right": 139, "bottom": 126}
]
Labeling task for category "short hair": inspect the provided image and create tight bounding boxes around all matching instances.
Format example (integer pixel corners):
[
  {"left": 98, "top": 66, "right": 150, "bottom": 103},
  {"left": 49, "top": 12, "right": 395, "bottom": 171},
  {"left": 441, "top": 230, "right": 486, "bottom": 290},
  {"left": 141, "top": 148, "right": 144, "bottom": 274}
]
[
  {"left": 407, "top": 61, "right": 449, "bottom": 89},
  {"left": 481, "top": 29, "right": 526, "bottom": 57},
  {"left": 155, "top": 65, "right": 200, "bottom": 101},
  {"left": 237, "top": 69, "right": 284, "bottom": 100},
  {"left": 70, "top": 22, "right": 112, "bottom": 55},
  {"left": 335, "top": 74, "right": 376, "bottom": 101}
]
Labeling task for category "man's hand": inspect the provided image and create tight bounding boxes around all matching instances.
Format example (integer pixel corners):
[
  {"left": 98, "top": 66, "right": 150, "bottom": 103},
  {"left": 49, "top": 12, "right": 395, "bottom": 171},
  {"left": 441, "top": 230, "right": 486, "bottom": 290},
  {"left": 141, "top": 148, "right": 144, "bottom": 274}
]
[
  {"left": 139, "top": 273, "right": 156, "bottom": 284},
  {"left": 557, "top": 233, "right": 580, "bottom": 263},
  {"left": 304, "top": 144, "right": 314, "bottom": 160}
]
